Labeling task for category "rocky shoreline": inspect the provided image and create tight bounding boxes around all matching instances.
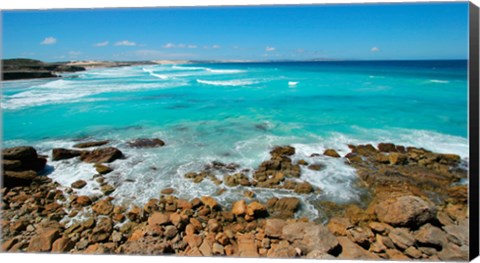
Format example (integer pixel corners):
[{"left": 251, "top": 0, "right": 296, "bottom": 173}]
[{"left": 1, "top": 141, "right": 469, "bottom": 260}]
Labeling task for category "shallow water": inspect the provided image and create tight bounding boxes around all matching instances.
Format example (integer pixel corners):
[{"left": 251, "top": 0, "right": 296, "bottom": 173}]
[{"left": 2, "top": 60, "right": 469, "bottom": 220}]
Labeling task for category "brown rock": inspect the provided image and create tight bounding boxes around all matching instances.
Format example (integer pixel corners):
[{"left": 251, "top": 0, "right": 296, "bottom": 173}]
[
  {"left": 76, "top": 195, "right": 92, "bottom": 206},
  {"left": 347, "top": 226, "right": 375, "bottom": 249},
  {"left": 231, "top": 200, "right": 247, "bottom": 216},
  {"left": 246, "top": 201, "right": 267, "bottom": 218},
  {"left": 94, "top": 163, "right": 113, "bottom": 174},
  {"left": 375, "top": 195, "right": 436, "bottom": 227},
  {"left": 199, "top": 239, "right": 212, "bottom": 256},
  {"left": 437, "top": 243, "right": 468, "bottom": 261},
  {"left": 307, "top": 164, "right": 325, "bottom": 171},
  {"left": 3, "top": 146, "right": 38, "bottom": 160},
  {"left": 385, "top": 248, "right": 410, "bottom": 260},
  {"left": 212, "top": 243, "right": 225, "bottom": 255},
  {"left": 388, "top": 228, "right": 415, "bottom": 251},
  {"left": 164, "top": 225, "right": 178, "bottom": 239},
  {"left": 3, "top": 170, "right": 37, "bottom": 186},
  {"left": 92, "top": 199, "right": 114, "bottom": 215},
  {"left": 73, "top": 140, "right": 109, "bottom": 148},
  {"left": 185, "top": 246, "right": 203, "bottom": 256},
  {"left": 265, "top": 219, "right": 286, "bottom": 238},
  {"left": 378, "top": 143, "right": 397, "bottom": 152},
  {"left": 337, "top": 236, "right": 378, "bottom": 259},
  {"left": 286, "top": 223, "right": 339, "bottom": 255},
  {"left": 79, "top": 147, "right": 123, "bottom": 163},
  {"left": 324, "top": 149, "right": 341, "bottom": 158},
  {"left": 389, "top": 152, "right": 407, "bottom": 165},
  {"left": 404, "top": 246, "right": 422, "bottom": 259},
  {"left": 90, "top": 217, "right": 113, "bottom": 243},
  {"left": 161, "top": 188, "right": 175, "bottom": 195},
  {"left": 327, "top": 217, "right": 352, "bottom": 236},
  {"left": 1, "top": 238, "right": 18, "bottom": 251},
  {"left": 71, "top": 179, "right": 87, "bottom": 189},
  {"left": 3, "top": 159, "right": 22, "bottom": 170},
  {"left": 237, "top": 233, "right": 259, "bottom": 257},
  {"left": 127, "top": 138, "right": 165, "bottom": 148},
  {"left": 148, "top": 212, "right": 170, "bottom": 226},
  {"left": 414, "top": 223, "right": 446, "bottom": 248},
  {"left": 27, "top": 228, "right": 60, "bottom": 252},
  {"left": 267, "top": 240, "right": 296, "bottom": 258},
  {"left": 270, "top": 146, "right": 295, "bottom": 157},
  {"left": 52, "top": 148, "right": 83, "bottom": 161},
  {"left": 294, "top": 181, "right": 314, "bottom": 194},
  {"left": 101, "top": 184, "right": 115, "bottom": 195},
  {"left": 51, "top": 237, "right": 74, "bottom": 253},
  {"left": 368, "top": 221, "right": 393, "bottom": 234},
  {"left": 267, "top": 197, "right": 300, "bottom": 219},
  {"left": 200, "top": 196, "right": 219, "bottom": 210}
]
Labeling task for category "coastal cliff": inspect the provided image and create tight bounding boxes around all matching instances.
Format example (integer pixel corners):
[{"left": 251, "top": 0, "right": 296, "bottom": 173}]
[{"left": 2, "top": 59, "right": 86, "bottom": 81}]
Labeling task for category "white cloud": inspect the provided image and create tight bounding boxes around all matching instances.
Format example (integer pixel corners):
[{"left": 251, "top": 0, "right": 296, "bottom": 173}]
[
  {"left": 115, "top": 40, "right": 137, "bottom": 46},
  {"left": 371, "top": 47, "right": 380, "bottom": 52},
  {"left": 40, "top": 37, "right": 57, "bottom": 45},
  {"left": 94, "top": 41, "right": 109, "bottom": 47},
  {"left": 212, "top": 44, "right": 221, "bottom": 49},
  {"left": 265, "top": 46, "right": 276, "bottom": 52},
  {"left": 163, "top": 43, "right": 175, "bottom": 48},
  {"left": 187, "top": 45, "right": 197, "bottom": 49}
]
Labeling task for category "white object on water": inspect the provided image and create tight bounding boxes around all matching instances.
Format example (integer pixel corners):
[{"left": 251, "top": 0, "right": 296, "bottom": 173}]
[{"left": 288, "top": 81, "right": 298, "bottom": 87}]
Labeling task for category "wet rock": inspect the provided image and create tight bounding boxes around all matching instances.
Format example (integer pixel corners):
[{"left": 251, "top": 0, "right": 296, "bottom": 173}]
[
  {"left": 52, "top": 148, "right": 83, "bottom": 161},
  {"left": 92, "top": 199, "right": 114, "bottom": 215},
  {"left": 297, "top": 159, "right": 308, "bottom": 166},
  {"left": 388, "top": 228, "right": 415, "bottom": 251},
  {"left": 294, "top": 181, "right": 314, "bottom": 194},
  {"left": 79, "top": 147, "right": 123, "bottom": 163},
  {"left": 3, "top": 146, "right": 38, "bottom": 160},
  {"left": 73, "top": 140, "right": 109, "bottom": 148},
  {"left": 375, "top": 195, "right": 436, "bottom": 227},
  {"left": 378, "top": 143, "right": 397, "bottom": 153},
  {"left": 323, "top": 149, "right": 341, "bottom": 158},
  {"left": 76, "top": 195, "right": 92, "bottom": 206},
  {"left": 270, "top": 146, "right": 295, "bottom": 157},
  {"left": 127, "top": 138, "right": 165, "bottom": 148},
  {"left": 307, "top": 164, "right": 325, "bottom": 171},
  {"left": 101, "top": 184, "right": 115, "bottom": 195},
  {"left": 161, "top": 188, "right": 175, "bottom": 195},
  {"left": 389, "top": 152, "right": 407, "bottom": 165},
  {"left": 351, "top": 144, "right": 378, "bottom": 157},
  {"left": 3, "top": 159, "right": 22, "bottom": 170},
  {"left": 95, "top": 164, "right": 113, "bottom": 174},
  {"left": 71, "top": 180, "right": 87, "bottom": 189}
]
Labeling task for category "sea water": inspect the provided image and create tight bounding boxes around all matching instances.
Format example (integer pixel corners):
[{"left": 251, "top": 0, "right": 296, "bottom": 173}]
[{"left": 1, "top": 60, "right": 469, "bottom": 220}]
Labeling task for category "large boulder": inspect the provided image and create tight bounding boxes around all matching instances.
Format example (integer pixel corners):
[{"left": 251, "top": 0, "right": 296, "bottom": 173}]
[
  {"left": 2, "top": 146, "right": 47, "bottom": 187},
  {"left": 282, "top": 222, "right": 339, "bottom": 255},
  {"left": 79, "top": 147, "right": 123, "bottom": 163},
  {"left": 375, "top": 195, "right": 436, "bottom": 227}
]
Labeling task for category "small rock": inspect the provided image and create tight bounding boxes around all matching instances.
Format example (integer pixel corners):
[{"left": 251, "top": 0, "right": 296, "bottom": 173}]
[
  {"left": 200, "top": 196, "right": 219, "bottom": 210},
  {"left": 389, "top": 228, "right": 415, "bottom": 251},
  {"left": 404, "top": 246, "right": 422, "bottom": 259},
  {"left": 73, "top": 140, "right": 109, "bottom": 148},
  {"left": 323, "top": 149, "right": 341, "bottom": 158},
  {"left": 148, "top": 212, "right": 170, "bottom": 226},
  {"left": 265, "top": 219, "right": 286, "bottom": 238},
  {"left": 71, "top": 180, "right": 87, "bottom": 189},
  {"left": 161, "top": 188, "right": 175, "bottom": 195},
  {"left": 92, "top": 199, "right": 114, "bottom": 215},
  {"left": 164, "top": 225, "right": 178, "bottom": 239},
  {"left": 212, "top": 242, "right": 224, "bottom": 255},
  {"left": 94, "top": 164, "right": 113, "bottom": 174}
]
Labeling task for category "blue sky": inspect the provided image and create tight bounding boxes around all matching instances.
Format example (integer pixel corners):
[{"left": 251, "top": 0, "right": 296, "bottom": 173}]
[{"left": 2, "top": 2, "right": 469, "bottom": 61}]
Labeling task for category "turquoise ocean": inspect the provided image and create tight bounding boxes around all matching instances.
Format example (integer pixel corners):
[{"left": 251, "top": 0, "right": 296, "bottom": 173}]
[{"left": 1, "top": 60, "right": 469, "bottom": 221}]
